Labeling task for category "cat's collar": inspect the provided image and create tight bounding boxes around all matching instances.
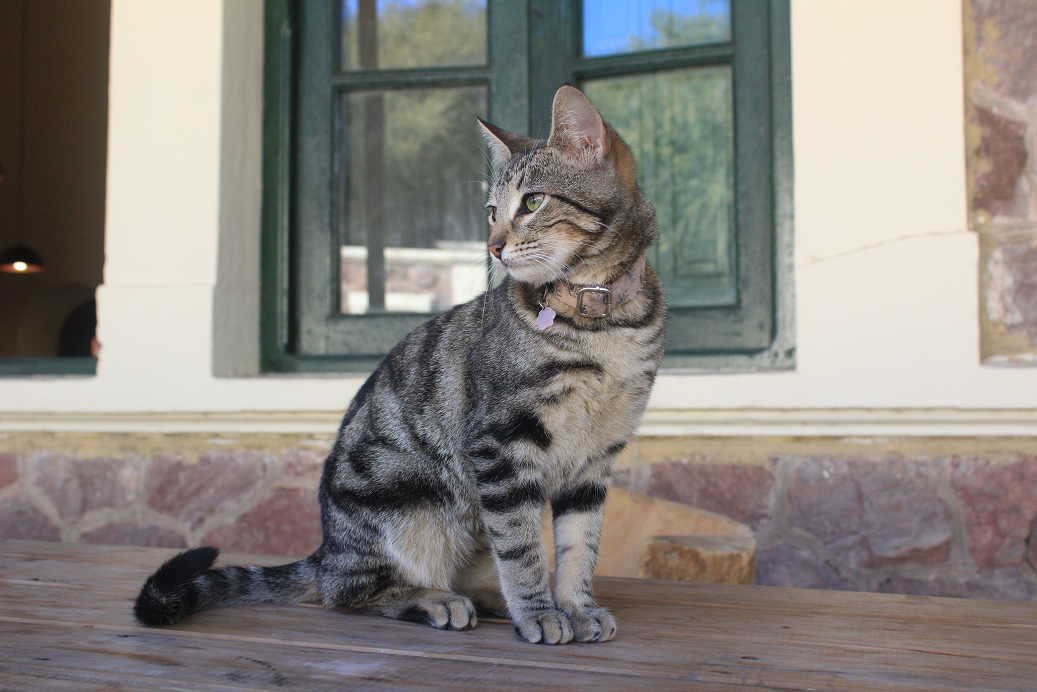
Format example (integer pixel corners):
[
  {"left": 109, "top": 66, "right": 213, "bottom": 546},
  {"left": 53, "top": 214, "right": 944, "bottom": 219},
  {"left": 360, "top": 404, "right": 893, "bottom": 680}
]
[{"left": 546, "top": 253, "right": 646, "bottom": 319}]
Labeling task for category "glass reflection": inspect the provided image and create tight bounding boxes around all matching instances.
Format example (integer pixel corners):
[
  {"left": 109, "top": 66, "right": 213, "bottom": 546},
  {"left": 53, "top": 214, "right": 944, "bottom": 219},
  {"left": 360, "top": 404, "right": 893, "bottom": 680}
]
[
  {"left": 584, "top": 66, "right": 735, "bottom": 307},
  {"left": 338, "top": 86, "right": 489, "bottom": 314},
  {"left": 582, "top": 0, "right": 730, "bottom": 57},
  {"left": 341, "top": 0, "right": 487, "bottom": 71}
]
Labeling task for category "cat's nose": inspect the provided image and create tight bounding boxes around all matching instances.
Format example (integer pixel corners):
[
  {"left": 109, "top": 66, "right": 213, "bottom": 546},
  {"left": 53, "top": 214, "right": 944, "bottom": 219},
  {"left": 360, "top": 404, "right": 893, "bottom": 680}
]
[{"left": 488, "top": 243, "right": 504, "bottom": 259}]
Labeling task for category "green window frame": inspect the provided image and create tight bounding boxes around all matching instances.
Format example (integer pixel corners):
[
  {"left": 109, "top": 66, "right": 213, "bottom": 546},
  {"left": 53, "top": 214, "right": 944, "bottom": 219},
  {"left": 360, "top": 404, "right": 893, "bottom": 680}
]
[{"left": 262, "top": 0, "right": 792, "bottom": 373}]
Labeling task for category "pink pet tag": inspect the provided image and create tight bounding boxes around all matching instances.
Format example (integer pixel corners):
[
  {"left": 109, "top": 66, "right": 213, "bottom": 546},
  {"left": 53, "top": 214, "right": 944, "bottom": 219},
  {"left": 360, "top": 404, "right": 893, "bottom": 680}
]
[{"left": 536, "top": 306, "right": 556, "bottom": 330}]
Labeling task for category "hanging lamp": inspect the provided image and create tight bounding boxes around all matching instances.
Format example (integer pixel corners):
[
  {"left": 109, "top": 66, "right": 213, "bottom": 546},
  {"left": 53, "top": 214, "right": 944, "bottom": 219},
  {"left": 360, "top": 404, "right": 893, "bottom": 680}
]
[
  {"left": 0, "top": 0, "right": 45, "bottom": 274},
  {"left": 0, "top": 244, "right": 45, "bottom": 273}
]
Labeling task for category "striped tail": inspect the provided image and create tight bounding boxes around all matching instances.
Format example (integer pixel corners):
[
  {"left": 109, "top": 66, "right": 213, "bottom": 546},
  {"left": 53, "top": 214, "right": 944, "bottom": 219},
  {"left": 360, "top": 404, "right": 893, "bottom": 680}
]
[{"left": 133, "top": 547, "right": 316, "bottom": 627}]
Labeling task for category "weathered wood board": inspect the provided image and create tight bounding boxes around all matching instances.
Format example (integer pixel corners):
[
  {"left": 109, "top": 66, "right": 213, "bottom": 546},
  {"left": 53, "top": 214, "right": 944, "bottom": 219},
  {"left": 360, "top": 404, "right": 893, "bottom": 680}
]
[{"left": 0, "top": 540, "right": 1034, "bottom": 691}]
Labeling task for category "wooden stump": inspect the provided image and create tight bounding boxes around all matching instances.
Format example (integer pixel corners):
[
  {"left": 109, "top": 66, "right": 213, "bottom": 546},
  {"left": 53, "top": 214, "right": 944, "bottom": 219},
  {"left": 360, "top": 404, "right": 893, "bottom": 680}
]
[
  {"left": 545, "top": 487, "right": 756, "bottom": 585},
  {"left": 639, "top": 534, "right": 756, "bottom": 585}
]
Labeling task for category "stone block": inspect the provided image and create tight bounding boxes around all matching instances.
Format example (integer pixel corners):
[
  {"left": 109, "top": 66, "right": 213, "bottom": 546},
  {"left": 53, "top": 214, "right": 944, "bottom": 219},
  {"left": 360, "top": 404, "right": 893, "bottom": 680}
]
[
  {"left": 985, "top": 242, "right": 1037, "bottom": 347},
  {"left": 857, "top": 458, "right": 953, "bottom": 566},
  {"left": 0, "top": 452, "right": 17, "bottom": 489},
  {"left": 280, "top": 448, "right": 325, "bottom": 485},
  {"left": 786, "top": 456, "right": 864, "bottom": 543},
  {"left": 33, "top": 454, "right": 136, "bottom": 522},
  {"left": 145, "top": 453, "right": 266, "bottom": 530},
  {"left": 969, "top": 106, "right": 1028, "bottom": 218},
  {"left": 645, "top": 460, "right": 774, "bottom": 530},
  {"left": 203, "top": 488, "right": 321, "bottom": 557},
  {"left": 787, "top": 456, "right": 952, "bottom": 567},
  {"left": 0, "top": 498, "right": 59, "bottom": 541},
  {"left": 754, "top": 543, "right": 853, "bottom": 591},
  {"left": 952, "top": 454, "right": 1037, "bottom": 568},
  {"left": 878, "top": 565, "right": 1037, "bottom": 603},
  {"left": 80, "top": 523, "right": 187, "bottom": 549},
  {"left": 967, "top": 0, "right": 1037, "bottom": 104}
]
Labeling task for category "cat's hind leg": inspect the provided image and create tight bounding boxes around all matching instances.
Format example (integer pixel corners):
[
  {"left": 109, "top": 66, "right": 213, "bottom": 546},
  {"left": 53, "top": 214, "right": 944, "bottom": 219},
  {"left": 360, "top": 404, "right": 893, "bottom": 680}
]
[
  {"left": 315, "top": 547, "right": 479, "bottom": 631},
  {"left": 318, "top": 508, "right": 480, "bottom": 631},
  {"left": 367, "top": 585, "right": 477, "bottom": 631}
]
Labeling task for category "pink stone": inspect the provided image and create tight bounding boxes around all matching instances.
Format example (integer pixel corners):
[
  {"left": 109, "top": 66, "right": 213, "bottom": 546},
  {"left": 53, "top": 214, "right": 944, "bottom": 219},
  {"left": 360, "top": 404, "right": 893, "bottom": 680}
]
[
  {"left": 952, "top": 454, "right": 1037, "bottom": 568},
  {"left": 970, "top": 106, "right": 1028, "bottom": 216},
  {"left": 788, "top": 454, "right": 949, "bottom": 568},
  {"left": 968, "top": 0, "right": 1037, "bottom": 103},
  {"left": 0, "top": 452, "right": 17, "bottom": 489},
  {"left": 786, "top": 456, "right": 864, "bottom": 543},
  {"left": 145, "top": 453, "right": 266, "bottom": 530},
  {"left": 80, "top": 524, "right": 187, "bottom": 549},
  {"left": 787, "top": 456, "right": 952, "bottom": 567},
  {"left": 203, "top": 488, "right": 321, "bottom": 557},
  {"left": 878, "top": 566, "right": 1037, "bottom": 603},
  {"left": 0, "top": 498, "right": 59, "bottom": 541},
  {"left": 754, "top": 542, "right": 853, "bottom": 591},
  {"left": 281, "top": 448, "right": 326, "bottom": 484},
  {"left": 33, "top": 454, "right": 136, "bottom": 522},
  {"left": 856, "top": 458, "right": 952, "bottom": 566},
  {"left": 989, "top": 243, "right": 1037, "bottom": 344},
  {"left": 646, "top": 460, "right": 775, "bottom": 530}
]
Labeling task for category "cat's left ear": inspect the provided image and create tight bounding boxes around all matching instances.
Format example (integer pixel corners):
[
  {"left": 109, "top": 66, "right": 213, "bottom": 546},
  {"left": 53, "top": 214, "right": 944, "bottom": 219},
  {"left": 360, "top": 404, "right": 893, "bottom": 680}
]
[
  {"left": 478, "top": 118, "right": 531, "bottom": 169},
  {"left": 548, "top": 85, "right": 610, "bottom": 162}
]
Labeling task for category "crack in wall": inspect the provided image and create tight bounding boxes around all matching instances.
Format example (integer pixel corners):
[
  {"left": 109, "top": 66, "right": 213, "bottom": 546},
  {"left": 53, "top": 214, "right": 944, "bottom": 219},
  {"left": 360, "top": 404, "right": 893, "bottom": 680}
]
[{"left": 798, "top": 229, "right": 970, "bottom": 268}]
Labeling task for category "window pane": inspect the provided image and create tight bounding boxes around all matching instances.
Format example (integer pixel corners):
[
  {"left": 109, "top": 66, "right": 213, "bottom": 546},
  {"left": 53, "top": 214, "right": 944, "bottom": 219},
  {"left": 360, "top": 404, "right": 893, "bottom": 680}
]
[
  {"left": 341, "top": 0, "right": 487, "bottom": 71},
  {"left": 582, "top": 0, "right": 730, "bottom": 58},
  {"left": 583, "top": 66, "right": 735, "bottom": 307},
  {"left": 338, "top": 86, "right": 489, "bottom": 315}
]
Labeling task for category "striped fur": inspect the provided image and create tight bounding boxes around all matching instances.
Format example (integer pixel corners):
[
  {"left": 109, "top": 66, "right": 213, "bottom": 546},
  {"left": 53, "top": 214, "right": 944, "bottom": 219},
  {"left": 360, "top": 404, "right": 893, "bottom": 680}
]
[{"left": 133, "top": 85, "right": 665, "bottom": 645}]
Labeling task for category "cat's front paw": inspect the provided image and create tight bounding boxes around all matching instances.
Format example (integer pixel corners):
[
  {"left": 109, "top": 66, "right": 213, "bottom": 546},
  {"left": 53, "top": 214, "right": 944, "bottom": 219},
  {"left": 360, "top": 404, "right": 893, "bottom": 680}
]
[
  {"left": 566, "top": 606, "right": 616, "bottom": 642},
  {"left": 513, "top": 608, "right": 574, "bottom": 645}
]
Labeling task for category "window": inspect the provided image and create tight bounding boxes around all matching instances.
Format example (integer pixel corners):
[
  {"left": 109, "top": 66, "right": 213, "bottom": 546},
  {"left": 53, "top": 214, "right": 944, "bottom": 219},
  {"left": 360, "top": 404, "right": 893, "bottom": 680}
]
[
  {"left": 262, "top": 0, "right": 791, "bottom": 372},
  {"left": 0, "top": 0, "right": 108, "bottom": 377}
]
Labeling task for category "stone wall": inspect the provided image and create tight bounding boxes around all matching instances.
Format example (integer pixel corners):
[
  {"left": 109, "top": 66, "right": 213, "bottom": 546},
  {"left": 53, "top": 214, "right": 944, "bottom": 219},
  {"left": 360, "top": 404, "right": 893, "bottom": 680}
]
[
  {"left": 614, "top": 437, "right": 1037, "bottom": 601},
  {"left": 2, "top": 432, "right": 1036, "bottom": 602},
  {"left": 0, "top": 432, "right": 326, "bottom": 557}
]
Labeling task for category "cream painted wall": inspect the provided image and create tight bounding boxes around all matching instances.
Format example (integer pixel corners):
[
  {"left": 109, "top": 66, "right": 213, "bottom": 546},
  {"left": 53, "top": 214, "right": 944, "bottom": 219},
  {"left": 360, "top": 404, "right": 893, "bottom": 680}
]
[{"left": 3, "top": 0, "right": 1037, "bottom": 434}]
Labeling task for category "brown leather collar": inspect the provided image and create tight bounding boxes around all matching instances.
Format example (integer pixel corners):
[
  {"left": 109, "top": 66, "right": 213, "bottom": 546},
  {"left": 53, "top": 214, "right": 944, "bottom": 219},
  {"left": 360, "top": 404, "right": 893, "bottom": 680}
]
[{"left": 549, "top": 253, "right": 646, "bottom": 318}]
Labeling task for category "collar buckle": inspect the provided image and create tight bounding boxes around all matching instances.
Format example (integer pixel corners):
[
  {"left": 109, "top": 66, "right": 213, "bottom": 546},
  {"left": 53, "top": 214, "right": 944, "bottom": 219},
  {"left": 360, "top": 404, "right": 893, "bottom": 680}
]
[{"left": 575, "top": 286, "right": 613, "bottom": 318}]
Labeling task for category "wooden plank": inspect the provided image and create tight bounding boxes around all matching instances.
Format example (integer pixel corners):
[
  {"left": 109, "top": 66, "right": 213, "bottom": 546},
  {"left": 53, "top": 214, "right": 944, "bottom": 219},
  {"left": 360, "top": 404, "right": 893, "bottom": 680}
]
[
  {"left": 0, "top": 582, "right": 1019, "bottom": 692},
  {"left": 0, "top": 610, "right": 1010, "bottom": 692},
  {"left": 2, "top": 621, "right": 759, "bottom": 692},
  {"left": 2, "top": 540, "right": 1036, "bottom": 692}
]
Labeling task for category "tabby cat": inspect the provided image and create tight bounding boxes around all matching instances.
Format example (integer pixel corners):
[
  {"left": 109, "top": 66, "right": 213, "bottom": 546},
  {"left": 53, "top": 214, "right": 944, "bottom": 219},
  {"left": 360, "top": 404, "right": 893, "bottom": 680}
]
[{"left": 134, "top": 85, "right": 665, "bottom": 645}]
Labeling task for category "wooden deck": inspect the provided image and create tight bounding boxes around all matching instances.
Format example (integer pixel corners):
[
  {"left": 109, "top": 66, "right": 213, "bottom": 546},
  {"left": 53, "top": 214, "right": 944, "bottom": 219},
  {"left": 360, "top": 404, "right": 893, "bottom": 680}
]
[{"left": 0, "top": 540, "right": 1034, "bottom": 691}]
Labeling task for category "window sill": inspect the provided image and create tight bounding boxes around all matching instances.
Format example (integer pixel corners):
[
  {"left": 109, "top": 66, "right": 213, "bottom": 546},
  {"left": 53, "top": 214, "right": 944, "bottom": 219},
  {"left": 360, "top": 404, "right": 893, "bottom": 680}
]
[{"left": 0, "top": 357, "right": 97, "bottom": 378}]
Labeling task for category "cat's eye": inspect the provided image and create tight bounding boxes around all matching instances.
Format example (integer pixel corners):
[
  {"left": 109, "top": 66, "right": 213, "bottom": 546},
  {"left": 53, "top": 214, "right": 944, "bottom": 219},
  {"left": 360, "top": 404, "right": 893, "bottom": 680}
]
[
  {"left": 487, "top": 206, "right": 497, "bottom": 222},
  {"left": 524, "top": 193, "right": 544, "bottom": 213}
]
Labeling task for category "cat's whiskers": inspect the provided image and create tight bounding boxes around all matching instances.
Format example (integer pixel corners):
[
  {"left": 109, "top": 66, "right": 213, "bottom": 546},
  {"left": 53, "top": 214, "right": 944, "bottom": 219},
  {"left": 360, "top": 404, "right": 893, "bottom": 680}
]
[
  {"left": 530, "top": 250, "right": 569, "bottom": 274},
  {"left": 456, "top": 253, "right": 493, "bottom": 290},
  {"left": 526, "top": 251, "right": 581, "bottom": 286}
]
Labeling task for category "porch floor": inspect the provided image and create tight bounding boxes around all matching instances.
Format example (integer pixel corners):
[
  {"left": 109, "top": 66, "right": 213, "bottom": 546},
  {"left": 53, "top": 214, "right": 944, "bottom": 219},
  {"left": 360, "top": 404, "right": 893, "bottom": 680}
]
[{"left": 0, "top": 539, "right": 1033, "bottom": 691}]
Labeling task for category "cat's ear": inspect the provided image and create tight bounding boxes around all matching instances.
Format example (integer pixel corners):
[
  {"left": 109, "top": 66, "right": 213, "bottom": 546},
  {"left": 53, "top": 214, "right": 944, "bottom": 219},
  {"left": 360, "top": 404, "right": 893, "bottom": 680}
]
[
  {"left": 548, "top": 85, "right": 610, "bottom": 163},
  {"left": 478, "top": 118, "right": 530, "bottom": 169}
]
